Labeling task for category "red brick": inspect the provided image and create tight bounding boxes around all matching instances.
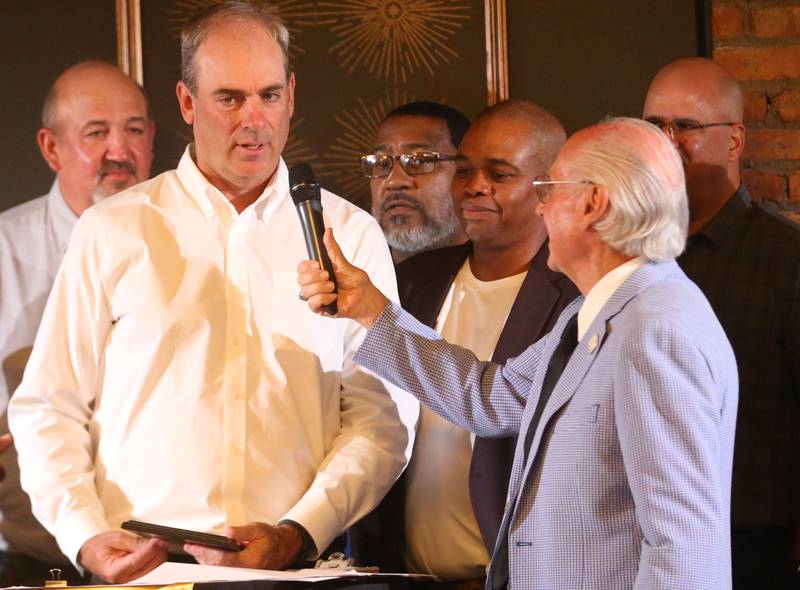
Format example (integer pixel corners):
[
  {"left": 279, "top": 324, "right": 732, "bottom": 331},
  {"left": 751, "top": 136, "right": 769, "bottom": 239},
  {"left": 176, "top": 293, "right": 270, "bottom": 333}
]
[
  {"left": 773, "top": 89, "right": 800, "bottom": 122},
  {"left": 715, "top": 47, "right": 800, "bottom": 81},
  {"left": 744, "top": 129, "right": 800, "bottom": 160},
  {"left": 785, "top": 211, "right": 800, "bottom": 224},
  {"left": 752, "top": 7, "right": 800, "bottom": 38},
  {"left": 713, "top": 6, "right": 744, "bottom": 39},
  {"left": 743, "top": 169, "right": 787, "bottom": 202},
  {"left": 789, "top": 171, "right": 800, "bottom": 203},
  {"left": 744, "top": 90, "right": 767, "bottom": 122}
]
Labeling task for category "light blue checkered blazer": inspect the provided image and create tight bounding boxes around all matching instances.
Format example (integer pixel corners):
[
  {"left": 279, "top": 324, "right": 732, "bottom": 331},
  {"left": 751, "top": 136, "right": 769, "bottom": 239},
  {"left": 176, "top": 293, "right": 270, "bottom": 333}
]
[{"left": 356, "top": 260, "right": 737, "bottom": 589}]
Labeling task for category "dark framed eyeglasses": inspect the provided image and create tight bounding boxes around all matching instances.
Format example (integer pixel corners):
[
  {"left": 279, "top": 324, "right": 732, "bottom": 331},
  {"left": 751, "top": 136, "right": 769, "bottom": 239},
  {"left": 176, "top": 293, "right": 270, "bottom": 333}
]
[
  {"left": 531, "top": 176, "right": 597, "bottom": 203},
  {"left": 644, "top": 117, "right": 739, "bottom": 141},
  {"left": 360, "top": 151, "right": 458, "bottom": 179}
]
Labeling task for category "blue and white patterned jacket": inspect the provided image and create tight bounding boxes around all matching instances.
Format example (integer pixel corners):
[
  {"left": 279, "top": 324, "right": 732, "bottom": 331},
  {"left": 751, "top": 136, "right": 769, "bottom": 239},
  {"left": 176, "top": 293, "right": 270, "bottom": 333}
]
[{"left": 356, "top": 259, "right": 737, "bottom": 590}]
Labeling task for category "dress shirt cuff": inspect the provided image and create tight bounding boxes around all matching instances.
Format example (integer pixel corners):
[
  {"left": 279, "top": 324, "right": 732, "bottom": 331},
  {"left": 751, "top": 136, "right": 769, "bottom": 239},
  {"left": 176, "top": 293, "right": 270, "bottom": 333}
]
[
  {"left": 56, "top": 507, "right": 110, "bottom": 569},
  {"left": 280, "top": 491, "right": 341, "bottom": 559},
  {"left": 354, "top": 301, "right": 404, "bottom": 370}
]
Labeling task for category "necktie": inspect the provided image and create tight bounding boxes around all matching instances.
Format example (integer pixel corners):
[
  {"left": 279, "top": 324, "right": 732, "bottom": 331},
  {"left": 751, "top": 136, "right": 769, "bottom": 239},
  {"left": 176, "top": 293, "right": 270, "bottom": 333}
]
[{"left": 488, "top": 313, "right": 580, "bottom": 590}]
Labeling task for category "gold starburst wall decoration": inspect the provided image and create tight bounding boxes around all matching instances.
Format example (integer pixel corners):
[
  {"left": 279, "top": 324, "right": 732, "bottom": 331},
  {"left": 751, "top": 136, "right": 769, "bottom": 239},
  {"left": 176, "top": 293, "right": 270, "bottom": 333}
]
[
  {"left": 315, "top": 89, "right": 414, "bottom": 209},
  {"left": 166, "top": 0, "right": 316, "bottom": 60},
  {"left": 316, "top": 0, "right": 472, "bottom": 83},
  {"left": 282, "top": 117, "right": 318, "bottom": 169}
]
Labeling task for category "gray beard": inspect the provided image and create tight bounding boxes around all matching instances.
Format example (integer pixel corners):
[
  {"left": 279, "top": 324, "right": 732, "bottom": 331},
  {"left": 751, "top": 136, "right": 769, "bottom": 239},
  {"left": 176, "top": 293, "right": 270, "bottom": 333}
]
[
  {"left": 90, "top": 185, "right": 110, "bottom": 205},
  {"left": 383, "top": 214, "right": 463, "bottom": 258}
]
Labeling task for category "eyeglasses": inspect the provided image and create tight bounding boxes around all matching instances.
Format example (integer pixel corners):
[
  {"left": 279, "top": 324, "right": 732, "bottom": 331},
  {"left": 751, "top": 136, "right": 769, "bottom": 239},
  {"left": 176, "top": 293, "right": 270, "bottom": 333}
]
[
  {"left": 643, "top": 117, "right": 738, "bottom": 141},
  {"left": 360, "top": 151, "right": 458, "bottom": 179},
  {"left": 531, "top": 176, "right": 597, "bottom": 203}
]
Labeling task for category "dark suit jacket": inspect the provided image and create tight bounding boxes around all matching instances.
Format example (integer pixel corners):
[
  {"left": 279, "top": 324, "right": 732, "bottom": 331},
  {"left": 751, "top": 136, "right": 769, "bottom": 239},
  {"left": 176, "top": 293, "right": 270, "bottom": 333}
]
[{"left": 349, "top": 241, "right": 578, "bottom": 569}]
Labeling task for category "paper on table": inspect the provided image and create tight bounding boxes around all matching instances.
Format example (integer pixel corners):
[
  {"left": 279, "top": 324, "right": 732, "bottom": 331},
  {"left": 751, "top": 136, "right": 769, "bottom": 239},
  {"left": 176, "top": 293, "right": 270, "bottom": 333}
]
[{"left": 131, "top": 561, "right": 427, "bottom": 585}]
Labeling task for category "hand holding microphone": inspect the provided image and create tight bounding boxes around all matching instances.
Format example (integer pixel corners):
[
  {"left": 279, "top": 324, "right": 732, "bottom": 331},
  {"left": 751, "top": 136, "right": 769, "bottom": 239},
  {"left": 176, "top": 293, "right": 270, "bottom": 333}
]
[
  {"left": 289, "top": 164, "right": 338, "bottom": 315},
  {"left": 291, "top": 163, "right": 391, "bottom": 325}
]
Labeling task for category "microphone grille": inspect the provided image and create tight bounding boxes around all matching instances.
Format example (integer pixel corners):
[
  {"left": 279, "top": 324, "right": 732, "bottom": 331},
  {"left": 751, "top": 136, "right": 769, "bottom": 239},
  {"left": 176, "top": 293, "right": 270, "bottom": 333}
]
[{"left": 289, "top": 163, "right": 316, "bottom": 188}]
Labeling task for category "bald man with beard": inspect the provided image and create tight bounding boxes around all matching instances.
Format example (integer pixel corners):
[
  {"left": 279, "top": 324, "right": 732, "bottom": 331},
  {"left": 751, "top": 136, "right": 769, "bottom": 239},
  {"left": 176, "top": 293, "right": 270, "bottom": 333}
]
[
  {"left": 0, "top": 61, "right": 154, "bottom": 586},
  {"left": 644, "top": 57, "right": 800, "bottom": 588}
]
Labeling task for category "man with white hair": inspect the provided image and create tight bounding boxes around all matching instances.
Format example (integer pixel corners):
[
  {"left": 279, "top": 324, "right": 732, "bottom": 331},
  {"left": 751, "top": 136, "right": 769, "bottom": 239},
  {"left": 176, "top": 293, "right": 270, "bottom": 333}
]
[{"left": 298, "top": 117, "right": 738, "bottom": 589}]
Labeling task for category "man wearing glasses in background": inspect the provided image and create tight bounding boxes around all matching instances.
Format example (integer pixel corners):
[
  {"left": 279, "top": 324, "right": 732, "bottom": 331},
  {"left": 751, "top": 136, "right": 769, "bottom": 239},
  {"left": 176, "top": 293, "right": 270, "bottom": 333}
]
[
  {"left": 350, "top": 101, "right": 577, "bottom": 586},
  {"left": 644, "top": 57, "right": 800, "bottom": 589},
  {"left": 365, "top": 102, "right": 468, "bottom": 263}
]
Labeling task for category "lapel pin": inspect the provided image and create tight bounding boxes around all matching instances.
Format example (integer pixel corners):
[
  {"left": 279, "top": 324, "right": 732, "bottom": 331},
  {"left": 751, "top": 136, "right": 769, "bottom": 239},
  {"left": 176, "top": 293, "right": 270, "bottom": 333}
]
[{"left": 588, "top": 333, "right": 600, "bottom": 353}]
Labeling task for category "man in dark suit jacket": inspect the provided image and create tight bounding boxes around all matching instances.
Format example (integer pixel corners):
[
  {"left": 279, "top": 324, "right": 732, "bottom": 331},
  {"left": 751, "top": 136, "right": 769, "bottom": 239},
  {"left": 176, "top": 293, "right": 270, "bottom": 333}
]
[{"left": 350, "top": 100, "right": 578, "bottom": 583}]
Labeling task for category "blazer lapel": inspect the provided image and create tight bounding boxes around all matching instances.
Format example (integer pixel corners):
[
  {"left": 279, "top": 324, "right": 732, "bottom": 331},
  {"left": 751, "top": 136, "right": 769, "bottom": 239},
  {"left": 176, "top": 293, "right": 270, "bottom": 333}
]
[
  {"left": 493, "top": 241, "right": 563, "bottom": 362},
  {"left": 513, "top": 260, "right": 680, "bottom": 493},
  {"left": 398, "top": 243, "right": 470, "bottom": 327}
]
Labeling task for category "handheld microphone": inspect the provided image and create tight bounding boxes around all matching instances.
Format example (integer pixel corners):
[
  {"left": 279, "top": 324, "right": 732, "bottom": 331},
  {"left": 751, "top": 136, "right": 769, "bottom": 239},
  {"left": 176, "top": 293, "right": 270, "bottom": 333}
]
[{"left": 289, "top": 163, "right": 338, "bottom": 315}]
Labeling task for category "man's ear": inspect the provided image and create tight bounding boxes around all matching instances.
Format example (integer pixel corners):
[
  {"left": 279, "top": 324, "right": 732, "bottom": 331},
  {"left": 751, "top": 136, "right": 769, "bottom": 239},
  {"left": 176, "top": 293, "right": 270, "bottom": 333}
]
[
  {"left": 146, "top": 119, "right": 156, "bottom": 149},
  {"left": 36, "top": 128, "right": 61, "bottom": 173},
  {"left": 176, "top": 81, "right": 196, "bottom": 125},
  {"left": 287, "top": 72, "right": 296, "bottom": 119},
  {"left": 582, "top": 184, "right": 610, "bottom": 231},
  {"left": 729, "top": 123, "right": 745, "bottom": 161}
]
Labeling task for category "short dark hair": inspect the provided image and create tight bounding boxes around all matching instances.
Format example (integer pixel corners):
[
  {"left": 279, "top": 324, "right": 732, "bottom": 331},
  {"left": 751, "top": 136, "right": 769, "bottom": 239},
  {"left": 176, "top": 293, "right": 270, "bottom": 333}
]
[
  {"left": 383, "top": 101, "right": 470, "bottom": 149},
  {"left": 181, "top": 1, "right": 290, "bottom": 95}
]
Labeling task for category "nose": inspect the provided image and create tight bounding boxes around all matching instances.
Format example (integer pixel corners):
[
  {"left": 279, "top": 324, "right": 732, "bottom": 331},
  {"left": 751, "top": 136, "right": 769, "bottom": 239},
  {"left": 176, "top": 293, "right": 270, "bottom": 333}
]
[
  {"left": 105, "top": 128, "right": 131, "bottom": 162},
  {"left": 241, "top": 97, "right": 268, "bottom": 131},
  {"left": 535, "top": 199, "right": 546, "bottom": 217},
  {"left": 383, "top": 158, "right": 413, "bottom": 189},
  {"left": 464, "top": 169, "right": 490, "bottom": 197}
]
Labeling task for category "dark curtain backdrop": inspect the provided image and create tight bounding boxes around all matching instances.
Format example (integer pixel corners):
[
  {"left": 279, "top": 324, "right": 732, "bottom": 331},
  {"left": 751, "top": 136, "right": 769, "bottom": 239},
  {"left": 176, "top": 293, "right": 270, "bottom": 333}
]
[
  {"left": 507, "top": 0, "right": 708, "bottom": 134},
  {"left": 0, "top": 1, "right": 117, "bottom": 207}
]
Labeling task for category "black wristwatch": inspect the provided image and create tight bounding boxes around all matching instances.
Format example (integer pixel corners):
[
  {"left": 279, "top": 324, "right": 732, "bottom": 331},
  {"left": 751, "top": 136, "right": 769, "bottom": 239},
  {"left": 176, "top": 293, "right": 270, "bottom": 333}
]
[{"left": 277, "top": 519, "right": 317, "bottom": 562}]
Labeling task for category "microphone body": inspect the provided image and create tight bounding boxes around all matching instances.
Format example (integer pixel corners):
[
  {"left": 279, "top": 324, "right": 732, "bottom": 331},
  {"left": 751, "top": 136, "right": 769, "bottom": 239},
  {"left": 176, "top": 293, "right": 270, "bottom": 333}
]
[{"left": 289, "top": 164, "right": 338, "bottom": 315}]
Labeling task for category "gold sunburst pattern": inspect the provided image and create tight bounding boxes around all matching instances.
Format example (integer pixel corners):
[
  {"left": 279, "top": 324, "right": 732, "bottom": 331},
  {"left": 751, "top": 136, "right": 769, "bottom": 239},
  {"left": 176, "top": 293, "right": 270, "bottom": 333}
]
[
  {"left": 314, "top": 89, "right": 414, "bottom": 209},
  {"left": 316, "top": 0, "right": 472, "bottom": 83},
  {"left": 165, "top": 0, "right": 316, "bottom": 59},
  {"left": 282, "top": 117, "right": 318, "bottom": 169}
]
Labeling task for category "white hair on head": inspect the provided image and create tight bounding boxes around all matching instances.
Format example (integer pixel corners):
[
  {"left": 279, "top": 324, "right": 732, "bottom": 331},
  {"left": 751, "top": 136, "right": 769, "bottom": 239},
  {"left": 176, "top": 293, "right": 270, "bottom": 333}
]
[{"left": 572, "top": 117, "right": 688, "bottom": 261}]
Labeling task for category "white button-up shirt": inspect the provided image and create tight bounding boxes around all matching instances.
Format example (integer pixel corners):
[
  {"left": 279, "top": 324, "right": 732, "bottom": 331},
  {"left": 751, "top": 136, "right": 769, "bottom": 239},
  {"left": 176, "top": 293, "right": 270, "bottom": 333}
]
[
  {"left": 0, "top": 180, "right": 77, "bottom": 564},
  {"left": 9, "top": 149, "right": 417, "bottom": 566}
]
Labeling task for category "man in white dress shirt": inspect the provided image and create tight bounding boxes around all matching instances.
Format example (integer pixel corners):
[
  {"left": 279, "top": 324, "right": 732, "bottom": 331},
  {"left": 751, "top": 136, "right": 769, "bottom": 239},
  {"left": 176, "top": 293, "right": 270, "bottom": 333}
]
[
  {"left": 9, "top": 2, "right": 414, "bottom": 584},
  {"left": 0, "top": 61, "right": 154, "bottom": 586}
]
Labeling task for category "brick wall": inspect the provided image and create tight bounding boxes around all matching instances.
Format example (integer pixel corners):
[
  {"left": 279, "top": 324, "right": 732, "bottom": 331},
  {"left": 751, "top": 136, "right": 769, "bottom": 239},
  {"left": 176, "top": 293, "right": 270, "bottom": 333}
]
[{"left": 714, "top": 0, "right": 800, "bottom": 217}]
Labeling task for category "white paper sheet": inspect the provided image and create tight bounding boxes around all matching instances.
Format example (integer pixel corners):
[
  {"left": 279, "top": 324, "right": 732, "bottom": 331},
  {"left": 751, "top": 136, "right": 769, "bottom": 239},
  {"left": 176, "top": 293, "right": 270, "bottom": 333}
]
[{"left": 130, "top": 561, "right": 428, "bottom": 585}]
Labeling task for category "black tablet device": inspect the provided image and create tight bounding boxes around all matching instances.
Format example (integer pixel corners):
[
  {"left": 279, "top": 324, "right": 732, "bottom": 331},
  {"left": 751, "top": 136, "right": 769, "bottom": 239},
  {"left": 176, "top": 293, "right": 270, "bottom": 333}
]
[{"left": 121, "top": 520, "right": 244, "bottom": 552}]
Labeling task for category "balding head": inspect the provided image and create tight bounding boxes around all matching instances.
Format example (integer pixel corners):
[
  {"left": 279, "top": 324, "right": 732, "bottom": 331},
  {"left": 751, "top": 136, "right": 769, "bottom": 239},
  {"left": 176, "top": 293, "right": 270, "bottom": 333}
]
[
  {"left": 643, "top": 57, "right": 745, "bottom": 232},
  {"left": 452, "top": 99, "right": 565, "bottom": 255},
  {"left": 37, "top": 61, "right": 155, "bottom": 216},
  {"left": 474, "top": 99, "right": 567, "bottom": 172},
  {"left": 42, "top": 61, "right": 150, "bottom": 131},
  {"left": 647, "top": 57, "right": 743, "bottom": 123}
]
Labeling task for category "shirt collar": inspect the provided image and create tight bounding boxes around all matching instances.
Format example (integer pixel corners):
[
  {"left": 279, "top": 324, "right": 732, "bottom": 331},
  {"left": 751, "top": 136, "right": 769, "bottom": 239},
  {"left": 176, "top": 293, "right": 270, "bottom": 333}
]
[
  {"left": 175, "top": 144, "right": 288, "bottom": 221},
  {"left": 577, "top": 255, "right": 647, "bottom": 340},
  {"left": 49, "top": 177, "right": 79, "bottom": 253},
  {"left": 691, "top": 184, "right": 752, "bottom": 248}
]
